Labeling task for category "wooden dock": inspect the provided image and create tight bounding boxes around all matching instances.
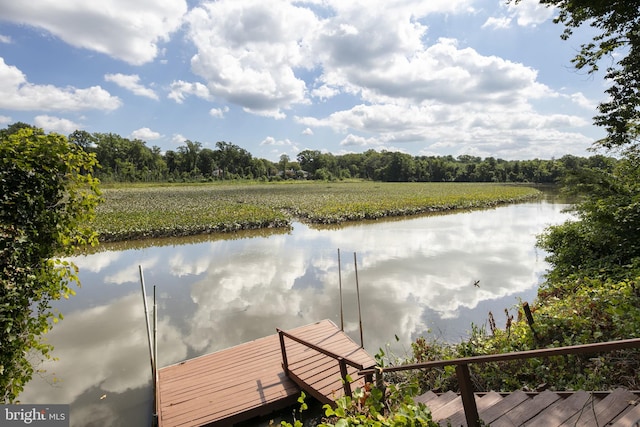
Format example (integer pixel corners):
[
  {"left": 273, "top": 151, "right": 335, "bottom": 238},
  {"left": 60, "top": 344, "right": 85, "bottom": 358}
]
[{"left": 156, "top": 319, "right": 376, "bottom": 427}]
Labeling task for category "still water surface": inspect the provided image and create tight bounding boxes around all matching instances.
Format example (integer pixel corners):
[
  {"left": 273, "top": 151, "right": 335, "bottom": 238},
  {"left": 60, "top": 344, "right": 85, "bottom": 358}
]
[{"left": 21, "top": 195, "right": 572, "bottom": 426}]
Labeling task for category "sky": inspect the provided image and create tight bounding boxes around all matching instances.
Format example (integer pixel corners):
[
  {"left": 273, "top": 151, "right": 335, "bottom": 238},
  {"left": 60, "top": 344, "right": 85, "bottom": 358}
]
[{"left": 0, "top": 0, "right": 610, "bottom": 162}]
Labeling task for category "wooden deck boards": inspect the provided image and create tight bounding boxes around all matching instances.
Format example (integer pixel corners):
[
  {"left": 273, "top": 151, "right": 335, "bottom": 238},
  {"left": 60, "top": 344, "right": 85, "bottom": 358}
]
[
  {"left": 281, "top": 320, "right": 376, "bottom": 405},
  {"left": 420, "top": 388, "right": 640, "bottom": 427},
  {"left": 157, "top": 319, "right": 375, "bottom": 427}
]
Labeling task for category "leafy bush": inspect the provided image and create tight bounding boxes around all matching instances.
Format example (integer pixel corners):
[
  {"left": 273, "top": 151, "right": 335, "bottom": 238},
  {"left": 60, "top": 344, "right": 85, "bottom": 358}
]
[
  {"left": 408, "top": 272, "right": 640, "bottom": 394},
  {"left": 0, "top": 127, "right": 101, "bottom": 401},
  {"left": 280, "top": 382, "right": 439, "bottom": 427}
]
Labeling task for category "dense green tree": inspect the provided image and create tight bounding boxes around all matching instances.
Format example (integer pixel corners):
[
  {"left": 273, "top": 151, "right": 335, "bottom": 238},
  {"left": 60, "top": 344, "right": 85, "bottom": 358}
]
[
  {"left": 279, "top": 154, "right": 290, "bottom": 177},
  {"left": 197, "top": 148, "right": 217, "bottom": 177},
  {"left": 0, "top": 122, "right": 36, "bottom": 138},
  {"left": 0, "top": 127, "right": 101, "bottom": 401},
  {"left": 177, "top": 140, "right": 202, "bottom": 175},
  {"left": 297, "top": 149, "right": 323, "bottom": 175},
  {"left": 215, "top": 141, "right": 253, "bottom": 178},
  {"left": 68, "top": 130, "right": 95, "bottom": 149},
  {"left": 540, "top": 152, "right": 640, "bottom": 280}
]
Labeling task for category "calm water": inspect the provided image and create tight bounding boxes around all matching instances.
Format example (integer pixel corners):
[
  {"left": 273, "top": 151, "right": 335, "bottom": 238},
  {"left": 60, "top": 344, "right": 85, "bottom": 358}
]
[{"left": 20, "top": 195, "right": 572, "bottom": 426}]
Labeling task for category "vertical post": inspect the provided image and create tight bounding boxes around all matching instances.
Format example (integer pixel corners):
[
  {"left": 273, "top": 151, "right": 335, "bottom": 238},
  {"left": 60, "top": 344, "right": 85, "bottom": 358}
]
[
  {"left": 375, "top": 369, "right": 386, "bottom": 411},
  {"left": 353, "top": 252, "right": 364, "bottom": 348},
  {"left": 338, "top": 358, "right": 352, "bottom": 397},
  {"left": 338, "top": 249, "right": 344, "bottom": 331},
  {"left": 456, "top": 364, "right": 480, "bottom": 427},
  {"left": 277, "top": 330, "right": 289, "bottom": 374},
  {"left": 153, "top": 286, "right": 158, "bottom": 383},
  {"left": 139, "top": 266, "right": 155, "bottom": 376},
  {"left": 152, "top": 285, "right": 158, "bottom": 420}
]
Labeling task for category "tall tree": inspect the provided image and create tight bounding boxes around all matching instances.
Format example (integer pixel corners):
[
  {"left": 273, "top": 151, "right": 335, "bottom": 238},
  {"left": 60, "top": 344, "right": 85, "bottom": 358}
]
[
  {"left": 178, "top": 140, "right": 202, "bottom": 174},
  {"left": 279, "top": 154, "right": 290, "bottom": 177}
]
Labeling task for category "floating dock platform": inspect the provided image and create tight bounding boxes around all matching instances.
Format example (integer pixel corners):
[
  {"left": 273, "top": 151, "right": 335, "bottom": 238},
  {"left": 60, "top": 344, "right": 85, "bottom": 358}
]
[{"left": 156, "top": 319, "right": 376, "bottom": 426}]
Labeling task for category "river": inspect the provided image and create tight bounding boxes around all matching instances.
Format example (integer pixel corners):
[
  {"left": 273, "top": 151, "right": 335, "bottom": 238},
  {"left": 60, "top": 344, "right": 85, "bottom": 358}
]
[{"left": 20, "top": 193, "right": 572, "bottom": 426}]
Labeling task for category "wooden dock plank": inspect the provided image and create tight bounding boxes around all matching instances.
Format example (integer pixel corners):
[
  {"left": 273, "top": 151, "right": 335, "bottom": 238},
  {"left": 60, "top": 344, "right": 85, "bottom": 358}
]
[
  {"left": 610, "top": 397, "right": 640, "bottom": 426},
  {"left": 157, "top": 319, "right": 375, "bottom": 427},
  {"left": 417, "top": 389, "right": 640, "bottom": 427},
  {"left": 559, "top": 388, "right": 637, "bottom": 427},
  {"left": 478, "top": 390, "right": 530, "bottom": 425},
  {"left": 157, "top": 323, "right": 301, "bottom": 426},
  {"left": 423, "top": 390, "right": 459, "bottom": 413},
  {"left": 497, "top": 389, "right": 562, "bottom": 426},
  {"left": 523, "top": 390, "right": 593, "bottom": 427},
  {"left": 430, "top": 391, "right": 502, "bottom": 424},
  {"left": 280, "top": 321, "right": 376, "bottom": 405}
]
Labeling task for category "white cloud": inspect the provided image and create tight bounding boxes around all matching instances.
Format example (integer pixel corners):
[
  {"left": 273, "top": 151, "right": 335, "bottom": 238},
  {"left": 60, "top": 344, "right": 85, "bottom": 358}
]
[
  {"left": 0, "top": 58, "right": 121, "bottom": 111},
  {"left": 130, "top": 127, "right": 162, "bottom": 141},
  {"left": 34, "top": 115, "right": 80, "bottom": 134},
  {"left": 185, "top": 0, "right": 318, "bottom": 117},
  {"left": 508, "top": 0, "right": 555, "bottom": 27},
  {"left": 340, "top": 134, "right": 380, "bottom": 147},
  {"left": 569, "top": 92, "right": 598, "bottom": 110},
  {"left": 209, "top": 106, "right": 229, "bottom": 118},
  {"left": 0, "top": 115, "right": 11, "bottom": 125},
  {"left": 172, "top": 133, "right": 187, "bottom": 144},
  {"left": 0, "top": 34, "right": 12, "bottom": 44},
  {"left": 311, "top": 84, "right": 340, "bottom": 100},
  {"left": 104, "top": 73, "right": 158, "bottom": 100},
  {"left": 318, "top": 37, "right": 554, "bottom": 107},
  {"left": 302, "top": 127, "right": 313, "bottom": 136},
  {"left": 260, "top": 136, "right": 296, "bottom": 148},
  {"left": 482, "top": 16, "right": 511, "bottom": 30},
  {"left": 0, "top": 0, "right": 187, "bottom": 65},
  {"left": 298, "top": 98, "right": 593, "bottom": 159},
  {"left": 168, "top": 80, "right": 214, "bottom": 104},
  {"left": 485, "top": 0, "right": 555, "bottom": 30}
]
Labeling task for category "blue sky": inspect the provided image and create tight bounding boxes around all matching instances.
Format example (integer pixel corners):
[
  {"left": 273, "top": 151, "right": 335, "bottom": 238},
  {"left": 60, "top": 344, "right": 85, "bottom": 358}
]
[{"left": 0, "top": 0, "right": 609, "bottom": 162}]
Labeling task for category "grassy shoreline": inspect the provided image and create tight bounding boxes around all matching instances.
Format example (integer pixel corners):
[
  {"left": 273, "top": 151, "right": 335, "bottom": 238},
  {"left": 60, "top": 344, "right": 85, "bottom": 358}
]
[{"left": 90, "top": 181, "right": 540, "bottom": 242}]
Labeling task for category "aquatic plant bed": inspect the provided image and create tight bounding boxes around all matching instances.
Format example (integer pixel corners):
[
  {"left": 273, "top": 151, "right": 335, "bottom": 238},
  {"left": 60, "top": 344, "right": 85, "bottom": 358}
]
[{"left": 91, "top": 182, "right": 540, "bottom": 241}]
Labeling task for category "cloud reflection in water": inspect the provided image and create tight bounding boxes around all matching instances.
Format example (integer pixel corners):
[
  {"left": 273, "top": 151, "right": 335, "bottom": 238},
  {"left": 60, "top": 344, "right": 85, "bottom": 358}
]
[{"left": 21, "top": 200, "right": 570, "bottom": 425}]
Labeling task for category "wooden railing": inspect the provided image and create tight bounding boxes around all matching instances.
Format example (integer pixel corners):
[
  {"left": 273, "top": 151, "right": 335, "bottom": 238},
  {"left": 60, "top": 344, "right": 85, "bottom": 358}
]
[
  {"left": 277, "top": 328, "right": 371, "bottom": 398},
  {"left": 360, "top": 337, "right": 640, "bottom": 427}
]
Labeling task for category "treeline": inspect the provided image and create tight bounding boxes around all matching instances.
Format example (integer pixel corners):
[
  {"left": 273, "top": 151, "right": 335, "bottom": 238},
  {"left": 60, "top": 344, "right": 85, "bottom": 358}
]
[{"left": 2, "top": 123, "right": 617, "bottom": 183}]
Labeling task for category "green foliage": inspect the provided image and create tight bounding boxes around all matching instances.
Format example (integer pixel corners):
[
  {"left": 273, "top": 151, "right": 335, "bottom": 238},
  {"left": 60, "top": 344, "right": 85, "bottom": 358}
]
[
  {"left": 90, "top": 182, "right": 539, "bottom": 241},
  {"left": 539, "top": 151, "right": 640, "bottom": 281},
  {"left": 408, "top": 271, "right": 640, "bottom": 394},
  {"left": 321, "top": 382, "right": 438, "bottom": 427},
  {"left": 278, "top": 392, "right": 309, "bottom": 427},
  {"left": 0, "top": 127, "right": 101, "bottom": 402}
]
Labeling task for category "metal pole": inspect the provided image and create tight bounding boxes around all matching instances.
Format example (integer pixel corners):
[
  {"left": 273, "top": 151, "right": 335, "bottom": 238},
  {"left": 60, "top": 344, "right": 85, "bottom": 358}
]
[
  {"left": 153, "top": 286, "right": 158, "bottom": 385},
  {"left": 139, "top": 266, "right": 155, "bottom": 375},
  {"left": 353, "top": 252, "right": 364, "bottom": 348},
  {"left": 338, "top": 248, "right": 344, "bottom": 331},
  {"left": 153, "top": 285, "right": 158, "bottom": 421}
]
